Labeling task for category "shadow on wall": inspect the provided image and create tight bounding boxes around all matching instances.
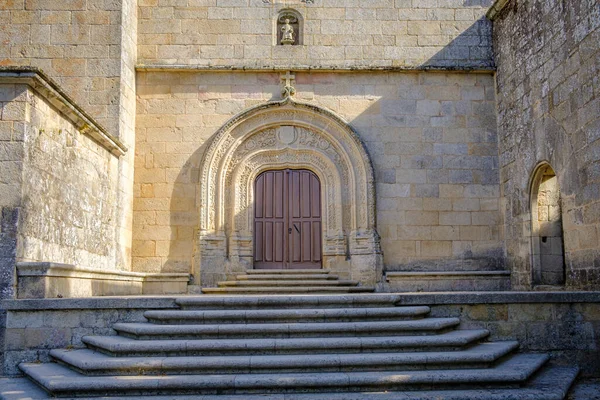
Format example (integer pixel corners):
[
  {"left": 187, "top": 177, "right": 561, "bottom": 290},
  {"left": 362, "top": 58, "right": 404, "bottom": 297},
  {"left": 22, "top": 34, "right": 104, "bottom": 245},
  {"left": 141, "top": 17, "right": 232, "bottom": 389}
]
[{"left": 420, "top": 15, "right": 494, "bottom": 70}]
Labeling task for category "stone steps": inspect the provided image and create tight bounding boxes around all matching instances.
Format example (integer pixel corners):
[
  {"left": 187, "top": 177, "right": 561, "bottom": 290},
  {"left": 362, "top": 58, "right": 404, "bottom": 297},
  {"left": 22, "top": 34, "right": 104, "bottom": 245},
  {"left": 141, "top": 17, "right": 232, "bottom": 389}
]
[
  {"left": 203, "top": 269, "right": 374, "bottom": 294},
  {"left": 112, "top": 318, "right": 459, "bottom": 339},
  {"left": 202, "top": 286, "right": 375, "bottom": 294},
  {"left": 18, "top": 294, "right": 578, "bottom": 397},
  {"left": 175, "top": 294, "right": 401, "bottom": 309},
  {"left": 143, "top": 306, "right": 431, "bottom": 324},
  {"left": 236, "top": 274, "right": 339, "bottom": 280},
  {"left": 218, "top": 280, "right": 360, "bottom": 287},
  {"left": 51, "top": 342, "right": 519, "bottom": 376},
  {"left": 82, "top": 329, "right": 490, "bottom": 357},
  {"left": 20, "top": 354, "right": 550, "bottom": 396},
  {"left": 246, "top": 269, "right": 332, "bottom": 274}
]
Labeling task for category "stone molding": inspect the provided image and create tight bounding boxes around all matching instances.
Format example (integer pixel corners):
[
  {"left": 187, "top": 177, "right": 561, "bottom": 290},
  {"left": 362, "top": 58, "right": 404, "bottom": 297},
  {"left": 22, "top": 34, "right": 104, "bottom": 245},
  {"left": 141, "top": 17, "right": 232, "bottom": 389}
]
[
  {"left": 486, "top": 0, "right": 512, "bottom": 21},
  {"left": 17, "top": 262, "right": 188, "bottom": 281},
  {"left": 0, "top": 67, "right": 127, "bottom": 157},
  {"left": 136, "top": 65, "right": 496, "bottom": 73},
  {"left": 196, "top": 96, "right": 382, "bottom": 287}
]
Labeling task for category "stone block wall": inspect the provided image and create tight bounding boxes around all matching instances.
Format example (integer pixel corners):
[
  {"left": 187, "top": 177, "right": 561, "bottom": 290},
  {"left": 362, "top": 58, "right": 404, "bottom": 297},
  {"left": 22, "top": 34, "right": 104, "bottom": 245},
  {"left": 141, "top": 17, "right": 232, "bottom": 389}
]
[
  {"left": 133, "top": 70, "right": 502, "bottom": 276},
  {"left": 137, "top": 0, "right": 495, "bottom": 69},
  {"left": 0, "top": 0, "right": 124, "bottom": 136},
  {"left": 0, "top": 1, "right": 138, "bottom": 270},
  {"left": 430, "top": 302, "right": 600, "bottom": 376},
  {"left": 19, "top": 85, "right": 121, "bottom": 270},
  {"left": 1, "top": 297, "right": 179, "bottom": 376},
  {"left": 492, "top": 0, "right": 600, "bottom": 289}
]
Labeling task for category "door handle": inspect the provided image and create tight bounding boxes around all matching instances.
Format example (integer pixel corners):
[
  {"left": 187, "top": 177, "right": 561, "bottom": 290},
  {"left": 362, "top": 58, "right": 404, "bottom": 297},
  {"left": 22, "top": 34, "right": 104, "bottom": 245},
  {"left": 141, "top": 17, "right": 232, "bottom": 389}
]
[
  {"left": 288, "top": 228, "right": 292, "bottom": 234},
  {"left": 294, "top": 224, "right": 300, "bottom": 233}
]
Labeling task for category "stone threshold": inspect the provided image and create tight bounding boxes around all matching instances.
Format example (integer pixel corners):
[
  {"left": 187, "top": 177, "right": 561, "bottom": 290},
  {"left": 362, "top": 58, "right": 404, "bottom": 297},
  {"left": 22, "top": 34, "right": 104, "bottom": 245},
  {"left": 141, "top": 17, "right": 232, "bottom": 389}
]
[
  {"left": 0, "top": 66, "right": 127, "bottom": 157},
  {"left": 3, "top": 291, "right": 600, "bottom": 311}
]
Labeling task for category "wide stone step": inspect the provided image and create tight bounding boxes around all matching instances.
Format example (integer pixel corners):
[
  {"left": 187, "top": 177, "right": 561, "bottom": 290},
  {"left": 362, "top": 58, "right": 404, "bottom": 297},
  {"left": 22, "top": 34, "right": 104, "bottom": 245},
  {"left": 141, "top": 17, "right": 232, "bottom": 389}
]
[
  {"left": 175, "top": 294, "right": 402, "bottom": 310},
  {"left": 81, "top": 330, "right": 490, "bottom": 357},
  {"left": 218, "top": 280, "right": 360, "bottom": 287},
  {"left": 202, "top": 286, "right": 375, "bottom": 294},
  {"left": 19, "top": 353, "right": 549, "bottom": 396},
  {"left": 51, "top": 342, "right": 519, "bottom": 376},
  {"left": 236, "top": 274, "right": 339, "bottom": 280},
  {"left": 246, "top": 269, "right": 331, "bottom": 274},
  {"left": 58, "top": 365, "right": 576, "bottom": 400},
  {"left": 143, "top": 306, "right": 431, "bottom": 324},
  {"left": 113, "top": 318, "right": 459, "bottom": 340}
]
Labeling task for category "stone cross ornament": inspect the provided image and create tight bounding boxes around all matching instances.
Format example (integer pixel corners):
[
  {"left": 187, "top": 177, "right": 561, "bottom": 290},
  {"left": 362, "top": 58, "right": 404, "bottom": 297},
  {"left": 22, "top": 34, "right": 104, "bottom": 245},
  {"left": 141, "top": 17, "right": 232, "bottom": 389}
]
[{"left": 281, "top": 71, "right": 296, "bottom": 98}]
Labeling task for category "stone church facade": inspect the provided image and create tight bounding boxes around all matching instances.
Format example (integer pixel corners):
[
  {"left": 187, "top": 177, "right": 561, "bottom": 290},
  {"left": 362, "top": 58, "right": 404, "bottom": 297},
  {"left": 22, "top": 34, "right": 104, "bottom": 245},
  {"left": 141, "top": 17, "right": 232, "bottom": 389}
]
[
  {"left": 1, "top": 0, "right": 599, "bottom": 294},
  {"left": 0, "top": 0, "right": 599, "bottom": 382}
]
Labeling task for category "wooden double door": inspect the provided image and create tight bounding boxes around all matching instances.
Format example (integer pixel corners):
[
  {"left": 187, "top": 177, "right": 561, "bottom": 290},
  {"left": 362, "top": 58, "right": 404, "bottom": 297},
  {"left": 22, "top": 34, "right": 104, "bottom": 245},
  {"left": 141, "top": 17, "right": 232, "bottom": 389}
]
[{"left": 254, "top": 169, "right": 322, "bottom": 269}]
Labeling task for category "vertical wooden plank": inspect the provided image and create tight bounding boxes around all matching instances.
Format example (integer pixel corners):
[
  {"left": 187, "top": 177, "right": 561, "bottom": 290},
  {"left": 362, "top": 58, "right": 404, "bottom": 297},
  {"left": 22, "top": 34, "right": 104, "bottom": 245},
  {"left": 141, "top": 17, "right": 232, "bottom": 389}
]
[
  {"left": 311, "top": 174, "right": 320, "bottom": 218},
  {"left": 265, "top": 221, "right": 273, "bottom": 262},
  {"left": 275, "top": 222, "right": 284, "bottom": 262},
  {"left": 265, "top": 171, "right": 273, "bottom": 218},
  {"left": 274, "top": 170, "right": 284, "bottom": 218},
  {"left": 292, "top": 170, "right": 300, "bottom": 218},
  {"left": 302, "top": 221, "right": 311, "bottom": 261},
  {"left": 292, "top": 224, "right": 301, "bottom": 262},
  {"left": 254, "top": 222, "right": 263, "bottom": 262},
  {"left": 255, "top": 174, "right": 264, "bottom": 218},
  {"left": 301, "top": 171, "right": 311, "bottom": 218},
  {"left": 313, "top": 221, "right": 321, "bottom": 261}
]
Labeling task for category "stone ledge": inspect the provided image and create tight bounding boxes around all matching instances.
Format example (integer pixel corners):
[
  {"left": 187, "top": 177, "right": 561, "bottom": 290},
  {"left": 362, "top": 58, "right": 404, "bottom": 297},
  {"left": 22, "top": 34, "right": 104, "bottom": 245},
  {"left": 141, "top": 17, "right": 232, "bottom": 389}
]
[
  {"left": 1, "top": 296, "right": 179, "bottom": 311},
  {"left": 0, "top": 67, "right": 127, "bottom": 157},
  {"left": 16, "top": 262, "right": 189, "bottom": 299},
  {"left": 395, "top": 291, "right": 600, "bottom": 305},
  {"left": 3, "top": 291, "right": 598, "bottom": 311},
  {"left": 136, "top": 64, "right": 496, "bottom": 73},
  {"left": 386, "top": 271, "right": 511, "bottom": 278},
  {"left": 486, "top": 0, "right": 512, "bottom": 21}
]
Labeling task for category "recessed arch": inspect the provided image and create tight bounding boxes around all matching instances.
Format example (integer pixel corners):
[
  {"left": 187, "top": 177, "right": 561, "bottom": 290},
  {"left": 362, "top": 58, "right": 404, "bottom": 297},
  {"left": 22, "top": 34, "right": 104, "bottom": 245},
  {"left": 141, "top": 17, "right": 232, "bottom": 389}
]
[
  {"left": 196, "top": 98, "right": 381, "bottom": 287},
  {"left": 529, "top": 162, "right": 566, "bottom": 286}
]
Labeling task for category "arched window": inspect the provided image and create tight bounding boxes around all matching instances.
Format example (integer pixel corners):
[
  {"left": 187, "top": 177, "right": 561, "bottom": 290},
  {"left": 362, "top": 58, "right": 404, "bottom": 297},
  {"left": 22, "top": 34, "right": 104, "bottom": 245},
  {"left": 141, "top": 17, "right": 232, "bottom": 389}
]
[{"left": 530, "top": 163, "right": 566, "bottom": 286}]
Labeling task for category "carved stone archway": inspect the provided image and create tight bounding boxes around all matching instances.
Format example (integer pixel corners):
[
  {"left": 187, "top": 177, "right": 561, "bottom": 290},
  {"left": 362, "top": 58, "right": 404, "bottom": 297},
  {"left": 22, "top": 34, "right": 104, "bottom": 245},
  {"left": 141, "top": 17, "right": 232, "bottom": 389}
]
[{"left": 196, "top": 98, "right": 381, "bottom": 288}]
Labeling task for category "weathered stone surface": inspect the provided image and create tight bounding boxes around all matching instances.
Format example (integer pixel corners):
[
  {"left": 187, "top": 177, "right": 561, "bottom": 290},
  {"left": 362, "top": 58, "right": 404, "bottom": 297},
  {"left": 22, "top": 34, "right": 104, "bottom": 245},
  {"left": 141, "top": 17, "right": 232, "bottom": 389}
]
[{"left": 493, "top": 0, "right": 600, "bottom": 290}]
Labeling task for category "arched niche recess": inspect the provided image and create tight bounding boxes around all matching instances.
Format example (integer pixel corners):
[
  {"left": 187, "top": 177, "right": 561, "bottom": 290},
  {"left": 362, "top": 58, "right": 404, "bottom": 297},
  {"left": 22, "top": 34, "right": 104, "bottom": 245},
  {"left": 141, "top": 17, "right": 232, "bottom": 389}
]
[
  {"left": 195, "top": 97, "right": 382, "bottom": 288},
  {"left": 529, "top": 162, "right": 566, "bottom": 286}
]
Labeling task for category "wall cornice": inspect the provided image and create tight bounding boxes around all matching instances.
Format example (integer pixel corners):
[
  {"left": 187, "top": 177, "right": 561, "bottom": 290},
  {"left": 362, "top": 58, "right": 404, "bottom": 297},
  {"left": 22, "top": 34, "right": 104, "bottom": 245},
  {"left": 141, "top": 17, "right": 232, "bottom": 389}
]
[
  {"left": 0, "top": 67, "right": 127, "bottom": 157},
  {"left": 136, "top": 64, "right": 496, "bottom": 73}
]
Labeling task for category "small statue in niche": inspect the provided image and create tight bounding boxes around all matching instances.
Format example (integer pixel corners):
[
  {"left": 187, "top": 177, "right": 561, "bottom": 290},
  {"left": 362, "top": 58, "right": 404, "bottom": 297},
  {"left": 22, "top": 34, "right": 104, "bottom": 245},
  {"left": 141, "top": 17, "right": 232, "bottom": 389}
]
[{"left": 280, "top": 18, "right": 295, "bottom": 45}]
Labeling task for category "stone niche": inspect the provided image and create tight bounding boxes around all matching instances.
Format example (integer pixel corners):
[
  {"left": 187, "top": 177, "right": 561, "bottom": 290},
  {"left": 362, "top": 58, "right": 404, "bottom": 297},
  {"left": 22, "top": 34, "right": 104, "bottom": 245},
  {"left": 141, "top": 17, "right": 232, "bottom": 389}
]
[
  {"left": 196, "top": 97, "right": 382, "bottom": 288},
  {"left": 275, "top": 9, "right": 303, "bottom": 45}
]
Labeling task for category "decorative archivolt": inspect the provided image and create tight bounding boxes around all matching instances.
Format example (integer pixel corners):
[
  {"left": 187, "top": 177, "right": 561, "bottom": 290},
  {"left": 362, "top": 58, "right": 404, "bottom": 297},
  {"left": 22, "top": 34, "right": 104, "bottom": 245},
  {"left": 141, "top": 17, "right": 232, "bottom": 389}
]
[{"left": 198, "top": 97, "right": 377, "bottom": 247}]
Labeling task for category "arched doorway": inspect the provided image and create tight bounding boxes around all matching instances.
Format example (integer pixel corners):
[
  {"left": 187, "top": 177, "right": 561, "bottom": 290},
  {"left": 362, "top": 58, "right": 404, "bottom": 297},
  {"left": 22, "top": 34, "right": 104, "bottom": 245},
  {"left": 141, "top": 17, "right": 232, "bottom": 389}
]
[
  {"left": 196, "top": 97, "right": 382, "bottom": 287},
  {"left": 254, "top": 169, "right": 322, "bottom": 269},
  {"left": 530, "top": 163, "right": 565, "bottom": 286}
]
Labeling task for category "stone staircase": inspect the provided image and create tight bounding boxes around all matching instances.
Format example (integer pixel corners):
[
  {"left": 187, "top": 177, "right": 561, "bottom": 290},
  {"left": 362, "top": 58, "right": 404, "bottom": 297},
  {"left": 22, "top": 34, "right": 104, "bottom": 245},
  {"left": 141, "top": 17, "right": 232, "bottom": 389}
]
[
  {"left": 20, "top": 295, "right": 578, "bottom": 398},
  {"left": 202, "top": 269, "right": 375, "bottom": 294}
]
